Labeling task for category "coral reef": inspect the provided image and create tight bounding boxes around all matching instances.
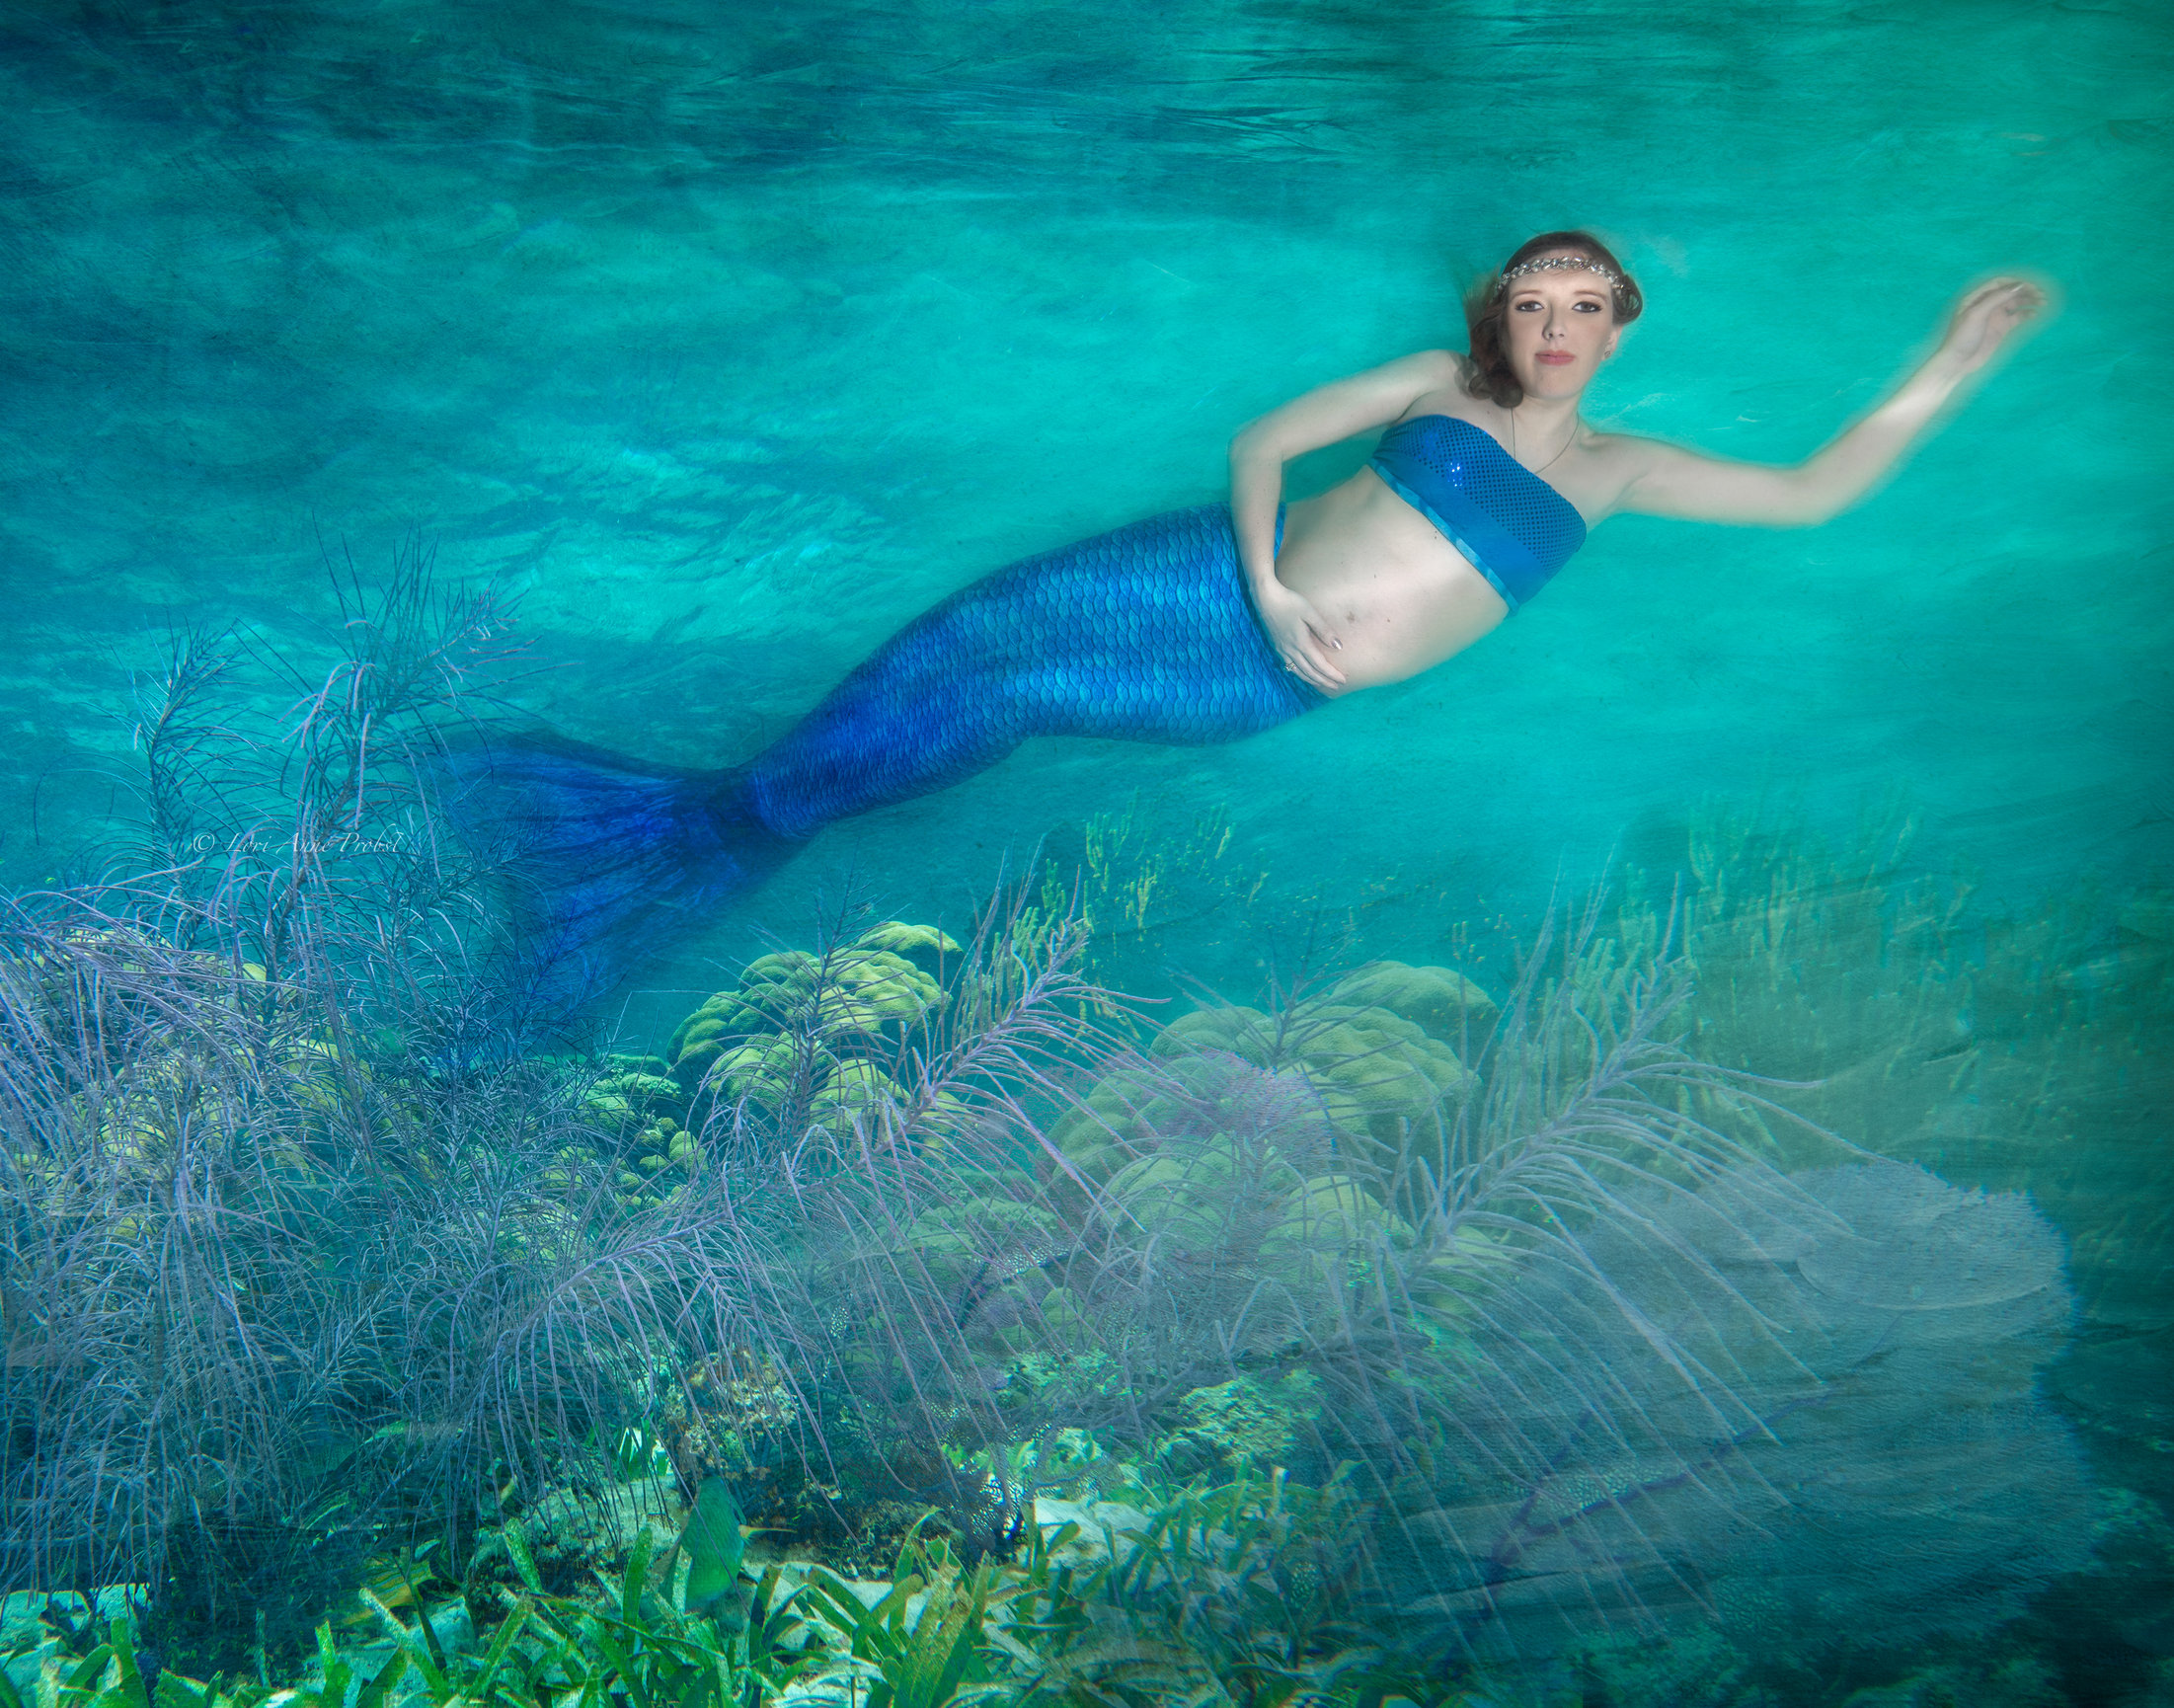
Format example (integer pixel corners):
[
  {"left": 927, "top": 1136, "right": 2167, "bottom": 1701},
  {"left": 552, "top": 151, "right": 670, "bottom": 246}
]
[
  {"left": 1623, "top": 811, "right": 2174, "bottom": 1508},
  {"left": 661, "top": 920, "right": 961, "bottom": 1147},
  {"left": 2, "top": 615, "right": 2151, "bottom": 1703},
  {"left": 671, "top": 904, "right": 2099, "bottom": 1681},
  {"left": 1389, "top": 1159, "right": 2092, "bottom": 1664},
  {"left": 0, "top": 883, "right": 2126, "bottom": 1697},
  {"left": 1047, "top": 960, "right": 1494, "bottom": 1214},
  {"left": 1153, "top": 1373, "right": 1323, "bottom": 1478},
  {"left": 0, "top": 902, "right": 789, "bottom": 1672}
]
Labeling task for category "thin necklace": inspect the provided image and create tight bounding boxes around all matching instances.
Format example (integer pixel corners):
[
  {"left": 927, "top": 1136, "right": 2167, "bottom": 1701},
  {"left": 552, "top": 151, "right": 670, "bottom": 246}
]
[{"left": 1509, "top": 406, "right": 1578, "bottom": 476}]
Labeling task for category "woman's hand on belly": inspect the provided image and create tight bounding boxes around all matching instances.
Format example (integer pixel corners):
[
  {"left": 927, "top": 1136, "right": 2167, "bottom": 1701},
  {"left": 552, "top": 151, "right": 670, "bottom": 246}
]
[
  {"left": 1278, "top": 476, "right": 1510, "bottom": 692},
  {"left": 1312, "top": 566, "right": 1508, "bottom": 690},
  {"left": 1255, "top": 582, "right": 1348, "bottom": 693}
]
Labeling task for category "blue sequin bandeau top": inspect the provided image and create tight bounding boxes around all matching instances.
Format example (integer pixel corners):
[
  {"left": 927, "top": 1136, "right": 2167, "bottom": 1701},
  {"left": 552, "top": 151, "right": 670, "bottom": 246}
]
[{"left": 1367, "top": 414, "right": 1589, "bottom": 612}]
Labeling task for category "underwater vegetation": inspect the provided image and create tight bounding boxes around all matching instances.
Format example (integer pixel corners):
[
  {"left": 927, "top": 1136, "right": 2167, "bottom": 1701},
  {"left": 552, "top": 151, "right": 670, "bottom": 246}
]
[
  {"left": 1628, "top": 812, "right": 2174, "bottom": 1515},
  {"left": 0, "top": 898, "right": 797, "bottom": 1673},
  {"left": 0, "top": 572, "right": 773, "bottom": 1669},
  {"left": 1, "top": 1473, "right": 1448, "bottom": 1708},
  {"left": 680, "top": 913, "right": 2096, "bottom": 1663},
  {"left": 0, "top": 575, "right": 2163, "bottom": 1705},
  {"left": 661, "top": 919, "right": 963, "bottom": 1142}
]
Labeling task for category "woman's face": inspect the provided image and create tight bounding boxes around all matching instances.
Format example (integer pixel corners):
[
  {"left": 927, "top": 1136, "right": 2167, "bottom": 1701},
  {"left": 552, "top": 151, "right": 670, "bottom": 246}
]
[{"left": 1501, "top": 255, "right": 1622, "bottom": 400}]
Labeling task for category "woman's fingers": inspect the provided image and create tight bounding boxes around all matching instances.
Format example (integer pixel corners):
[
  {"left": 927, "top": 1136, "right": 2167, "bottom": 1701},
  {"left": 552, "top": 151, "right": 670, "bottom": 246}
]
[
  {"left": 1963, "top": 279, "right": 2043, "bottom": 322},
  {"left": 1280, "top": 637, "right": 1340, "bottom": 691},
  {"left": 1290, "top": 636, "right": 1346, "bottom": 690},
  {"left": 1956, "top": 278, "right": 2020, "bottom": 314},
  {"left": 1263, "top": 591, "right": 1347, "bottom": 690},
  {"left": 1940, "top": 278, "right": 2048, "bottom": 372}
]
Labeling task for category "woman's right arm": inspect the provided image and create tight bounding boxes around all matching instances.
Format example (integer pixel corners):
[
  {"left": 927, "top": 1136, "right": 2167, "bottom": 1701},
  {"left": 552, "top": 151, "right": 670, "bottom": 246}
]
[{"left": 1229, "top": 349, "right": 1464, "bottom": 692}]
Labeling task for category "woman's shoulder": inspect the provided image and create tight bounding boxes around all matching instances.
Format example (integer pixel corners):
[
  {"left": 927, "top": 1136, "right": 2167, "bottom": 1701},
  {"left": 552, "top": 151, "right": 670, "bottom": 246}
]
[
  {"left": 1373, "top": 348, "right": 1470, "bottom": 389},
  {"left": 1379, "top": 349, "right": 1475, "bottom": 419},
  {"left": 1562, "top": 427, "right": 1675, "bottom": 523},
  {"left": 1576, "top": 426, "right": 1675, "bottom": 483},
  {"left": 1577, "top": 425, "right": 1658, "bottom": 466}
]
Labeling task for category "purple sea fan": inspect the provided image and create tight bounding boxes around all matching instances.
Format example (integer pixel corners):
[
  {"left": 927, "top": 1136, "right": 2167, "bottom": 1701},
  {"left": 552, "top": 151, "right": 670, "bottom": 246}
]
[{"left": 1389, "top": 1159, "right": 2094, "bottom": 1664}]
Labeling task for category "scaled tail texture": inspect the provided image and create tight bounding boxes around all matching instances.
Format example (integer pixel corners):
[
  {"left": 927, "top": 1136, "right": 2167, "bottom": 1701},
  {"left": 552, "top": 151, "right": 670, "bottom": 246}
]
[
  {"left": 426, "top": 729, "right": 799, "bottom": 1023},
  {"left": 420, "top": 504, "right": 1316, "bottom": 1027}
]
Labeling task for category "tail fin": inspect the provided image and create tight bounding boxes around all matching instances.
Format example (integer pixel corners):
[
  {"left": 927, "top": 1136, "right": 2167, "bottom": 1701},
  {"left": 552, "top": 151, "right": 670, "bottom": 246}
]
[{"left": 425, "top": 729, "right": 799, "bottom": 1017}]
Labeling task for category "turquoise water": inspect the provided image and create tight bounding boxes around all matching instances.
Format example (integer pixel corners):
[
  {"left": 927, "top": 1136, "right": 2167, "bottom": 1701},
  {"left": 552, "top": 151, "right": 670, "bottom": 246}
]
[
  {"left": 6, "top": 1, "right": 2168, "bottom": 972},
  {"left": 3, "top": 0, "right": 2172, "bottom": 1699}
]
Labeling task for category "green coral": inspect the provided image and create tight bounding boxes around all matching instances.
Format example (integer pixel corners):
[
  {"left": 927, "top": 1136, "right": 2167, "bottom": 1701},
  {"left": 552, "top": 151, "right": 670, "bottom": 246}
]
[
  {"left": 1044, "top": 1052, "right": 1244, "bottom": 1186},
  {"left": 1103, "top": 1136, "right": 1303, "bottom": 1248},
  {"left": 1037, "top": 962, "right": 1504, "bottom": 1323},
  {"left": 659, "top": 920, "right": 961, "bottom": 1145},
  {"left": 1144, "top": 964, "right": 1485, "bottom": 1182},
  {"left": 706, "top": 1033, "right": 820, "bottom": 1108},
  {"left": 1047, "top": 962, "right": 1492, "bottom": 1188},
  {"left": 1262, "top": 1171, "right": 1403, "bottom": 1264},
  {"left": 582, "top": 1065, "right": 686, "bottom": 1129},
  {"left": 1156, "top": 1372, "right": 1323, "bottom": 1477},
  {"left": 908, "top": 1196, "right": 1067, "bottom": 1298},
  {"left": 549, "top": 1059, "right": 704, "bottom": 1218},
  {"left": 1318, "top": 961, "right": 1498, "bottom": 1046}
]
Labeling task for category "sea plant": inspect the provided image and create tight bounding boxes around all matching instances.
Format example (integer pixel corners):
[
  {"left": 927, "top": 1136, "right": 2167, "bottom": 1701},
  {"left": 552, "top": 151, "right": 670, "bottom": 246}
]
[
  {"left": 1, "top": 1477, "right": 1428, "bottom": 1708},
  {"left": 1043, "top": 1468, "right": 1375, "bottom": 1707},
  {"left": 1621, "top": 805, "right": 2174, "bottom": 1328},
  {"left": 0, "top": 905, "right": 392, "bottom": 1656},
  {"left": 0, "top": 1532, "right": 817, "bottom": 1708},
  {"left": 800, "top": 1523, "right": 1010, "bottom": 1708},
  {"left": 1615, "top": 804, "right": 2174, "bottom": 1526},
  {"left": 672, "top": 885, "right": 1136, "bottom": 1559},
  {"left": 662, "top": 916, "right": 964, "bottom": 1149},
  {"left": 1032, "top": 795, "right": 1267, "bottom": 994},
  {"left": 0, "top": 565, "right": 792, "bottom": 1670},
  {"left": 118, "top": 549, "right": 537, "bottom": 1058},
  {"left": 4, "top": 551, "right": 2123, "bottom": 1694},
  {"left": 710, "top": 883, "right": 2101, "bottom": 1679}
]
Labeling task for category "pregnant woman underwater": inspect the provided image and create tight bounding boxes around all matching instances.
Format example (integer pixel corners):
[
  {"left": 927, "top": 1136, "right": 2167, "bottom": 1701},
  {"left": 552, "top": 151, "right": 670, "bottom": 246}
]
[{"left": 433, "top": 229, "right": 2050, "bottom": 1004}]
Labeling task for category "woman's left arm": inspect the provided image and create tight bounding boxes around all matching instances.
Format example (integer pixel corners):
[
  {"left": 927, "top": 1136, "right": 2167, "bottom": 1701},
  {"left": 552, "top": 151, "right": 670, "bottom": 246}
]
[{"left": 1612, "top": 275, "right": 2054, "bottom": 528}]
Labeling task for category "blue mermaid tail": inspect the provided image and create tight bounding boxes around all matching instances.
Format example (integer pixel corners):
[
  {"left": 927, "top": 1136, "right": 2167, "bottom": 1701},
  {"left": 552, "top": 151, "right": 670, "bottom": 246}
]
[
  {"left": 425, "top": 732, "right": 798, "bottom": 1009},
  {"left": 431, "top": 504, "right": 1320, "bottom": 997}
]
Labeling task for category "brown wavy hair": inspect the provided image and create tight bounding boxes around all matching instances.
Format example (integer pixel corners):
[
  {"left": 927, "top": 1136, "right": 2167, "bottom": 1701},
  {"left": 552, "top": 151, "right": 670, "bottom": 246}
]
[{"left": 1463, "top": 230, "right": 1644, "bottom": 410}]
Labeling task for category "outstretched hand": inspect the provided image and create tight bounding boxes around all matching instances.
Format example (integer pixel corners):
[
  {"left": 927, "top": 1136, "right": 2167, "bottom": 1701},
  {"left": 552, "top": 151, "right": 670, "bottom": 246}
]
[
  {"left": 1934, "top": 276, "right": 2051, "bottom": 378},
  {"left": 1256, "top": 582, "right": 1346, "bottom": 693}
]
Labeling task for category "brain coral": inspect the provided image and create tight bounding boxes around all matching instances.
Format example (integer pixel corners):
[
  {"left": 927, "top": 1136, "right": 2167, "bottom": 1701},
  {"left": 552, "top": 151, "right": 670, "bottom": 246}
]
[
  {"left": 1141, "top": 961, "right": 1492, "bottom": 1184},
  {"left": 661, "top": 920, "right": 960, "bottom": 1143}
]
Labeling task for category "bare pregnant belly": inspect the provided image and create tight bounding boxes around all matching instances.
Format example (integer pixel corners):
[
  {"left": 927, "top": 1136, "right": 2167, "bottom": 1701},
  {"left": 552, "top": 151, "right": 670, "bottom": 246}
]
[{"left": 1274, "top": 469, "right": 1511, "bottom": 696}]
